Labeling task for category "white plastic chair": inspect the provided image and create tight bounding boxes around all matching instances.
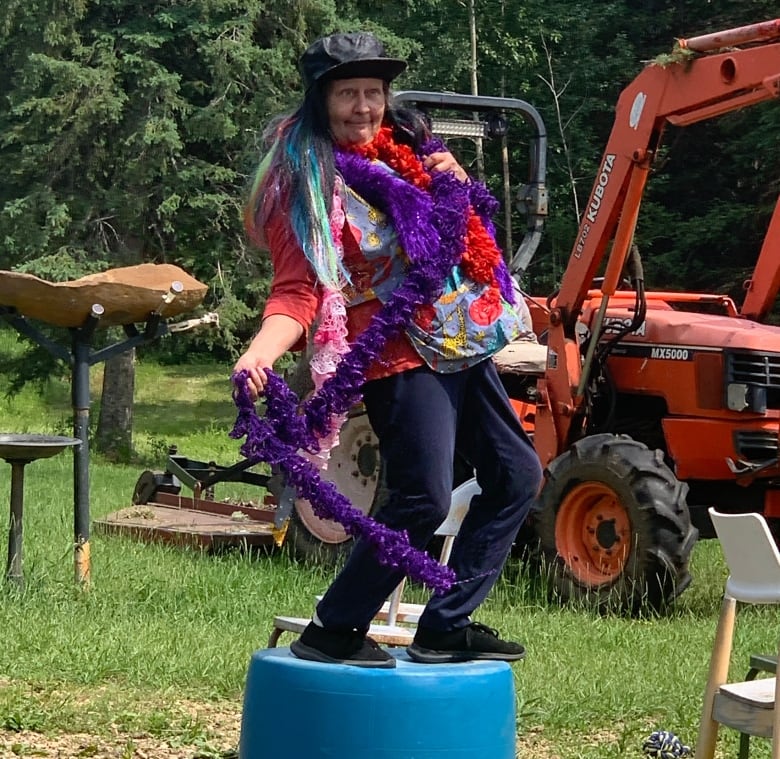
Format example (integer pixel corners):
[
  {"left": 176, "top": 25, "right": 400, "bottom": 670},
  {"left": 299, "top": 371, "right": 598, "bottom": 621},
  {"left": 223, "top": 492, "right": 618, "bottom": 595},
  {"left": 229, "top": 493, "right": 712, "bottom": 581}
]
[
  {"left": 696, "top": 508, "right": 780, "bottom": 759},
  {"left": 268, "top": 478, "right": 480, "bottom": 648}
]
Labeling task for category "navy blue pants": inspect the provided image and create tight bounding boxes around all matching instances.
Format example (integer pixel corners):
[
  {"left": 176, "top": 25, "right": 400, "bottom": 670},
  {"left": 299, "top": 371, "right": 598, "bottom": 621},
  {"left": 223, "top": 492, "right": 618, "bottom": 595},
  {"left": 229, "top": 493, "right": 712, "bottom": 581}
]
[{"left": 316, "top": 359, "right": 543, "bottom": 633}]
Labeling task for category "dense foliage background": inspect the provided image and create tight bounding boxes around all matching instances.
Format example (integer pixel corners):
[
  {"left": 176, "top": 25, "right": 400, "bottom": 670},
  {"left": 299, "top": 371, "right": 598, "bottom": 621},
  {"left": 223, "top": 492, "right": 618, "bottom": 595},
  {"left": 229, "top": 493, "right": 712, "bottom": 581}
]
[{"left": 1, "top": 0, "right": 778, "bottom": 352}]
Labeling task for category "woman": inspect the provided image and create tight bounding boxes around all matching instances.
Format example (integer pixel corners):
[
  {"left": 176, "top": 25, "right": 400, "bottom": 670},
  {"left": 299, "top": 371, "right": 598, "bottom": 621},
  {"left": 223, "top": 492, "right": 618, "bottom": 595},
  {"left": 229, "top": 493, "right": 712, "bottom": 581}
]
[{"left": 234, "top": 31, "right": 543, "bottom": 668}]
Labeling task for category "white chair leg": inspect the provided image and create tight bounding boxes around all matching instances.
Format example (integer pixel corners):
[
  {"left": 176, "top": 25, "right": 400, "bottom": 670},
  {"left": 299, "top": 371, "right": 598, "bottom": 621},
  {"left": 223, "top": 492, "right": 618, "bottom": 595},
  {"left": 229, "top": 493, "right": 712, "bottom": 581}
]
[
  {"left": 696, "top": 596, "right": 736, "bottom": 759},
  {"left": 772, "top": 642, "right": 780, "bottom": 759},
  {"left": 385, "top": 580, "right": 406, "bottom": 627}
]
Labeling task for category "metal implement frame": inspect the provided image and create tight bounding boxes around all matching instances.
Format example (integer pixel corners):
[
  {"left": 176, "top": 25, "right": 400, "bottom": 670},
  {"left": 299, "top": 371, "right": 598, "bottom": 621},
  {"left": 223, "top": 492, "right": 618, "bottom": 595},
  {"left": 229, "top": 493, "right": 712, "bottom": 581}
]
[{"left": 0, "top": 292, "right": 182, "bottom": 584}]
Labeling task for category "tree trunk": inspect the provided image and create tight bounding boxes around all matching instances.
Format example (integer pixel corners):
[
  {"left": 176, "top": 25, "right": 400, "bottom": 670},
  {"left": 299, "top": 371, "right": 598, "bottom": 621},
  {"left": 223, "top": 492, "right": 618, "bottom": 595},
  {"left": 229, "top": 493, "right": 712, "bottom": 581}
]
[{"left": 95, "top": 348, "right": 135, "bottom": 460}]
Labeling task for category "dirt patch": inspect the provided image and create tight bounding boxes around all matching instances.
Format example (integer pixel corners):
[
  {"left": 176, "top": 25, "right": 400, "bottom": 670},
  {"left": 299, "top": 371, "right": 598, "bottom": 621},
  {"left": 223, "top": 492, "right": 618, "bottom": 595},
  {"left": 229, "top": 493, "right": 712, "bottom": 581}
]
[
  {"left": 0, "top": 724, "right": 558, "bottom": 759},
  {"left": 0, "top": 704, "right": 617, "bottom": 758},
  {"left": 0, "top": 731, "right": 235, "bottom": 757},
  {"left": 1, "top": 730, "right": 555, "bottom": 759},
  {"left": 0, "top": 701, "right": 241, "bottom": 758}
]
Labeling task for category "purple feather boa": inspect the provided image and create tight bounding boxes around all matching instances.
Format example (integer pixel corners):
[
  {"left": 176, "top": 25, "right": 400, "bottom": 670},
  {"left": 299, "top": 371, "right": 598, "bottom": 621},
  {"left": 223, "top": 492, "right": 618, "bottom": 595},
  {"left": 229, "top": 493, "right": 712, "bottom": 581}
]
[
  {"left": 230, "top": 136, "right": 506, "bottom": 593},
  {"left": 231, "top": 372, "right": 456, "bottom": 591}
]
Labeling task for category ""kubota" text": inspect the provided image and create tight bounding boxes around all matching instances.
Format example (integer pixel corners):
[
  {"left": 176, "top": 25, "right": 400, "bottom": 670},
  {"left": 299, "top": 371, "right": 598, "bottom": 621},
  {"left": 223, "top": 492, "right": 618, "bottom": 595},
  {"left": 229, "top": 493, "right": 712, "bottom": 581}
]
[{"left": 574, "top": 153, "right": 616, "bottom": 257}]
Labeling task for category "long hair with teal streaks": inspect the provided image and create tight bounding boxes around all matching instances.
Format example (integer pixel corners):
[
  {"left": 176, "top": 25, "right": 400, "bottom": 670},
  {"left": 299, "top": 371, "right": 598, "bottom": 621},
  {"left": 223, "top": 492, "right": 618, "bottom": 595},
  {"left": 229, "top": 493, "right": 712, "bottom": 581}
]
[
  {"left": 245, "top": 83, "right": 346, "bottom": 292},
  {"left": 244, "top": 79, "right": 429, "bottom": 292}
]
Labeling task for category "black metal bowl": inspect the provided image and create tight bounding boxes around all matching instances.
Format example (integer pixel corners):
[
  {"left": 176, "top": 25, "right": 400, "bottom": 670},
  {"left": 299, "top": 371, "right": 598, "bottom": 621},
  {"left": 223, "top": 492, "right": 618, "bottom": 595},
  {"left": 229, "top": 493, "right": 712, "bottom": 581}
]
[{"left": 0, "top": 434, "right": 80, "bottom": 462}]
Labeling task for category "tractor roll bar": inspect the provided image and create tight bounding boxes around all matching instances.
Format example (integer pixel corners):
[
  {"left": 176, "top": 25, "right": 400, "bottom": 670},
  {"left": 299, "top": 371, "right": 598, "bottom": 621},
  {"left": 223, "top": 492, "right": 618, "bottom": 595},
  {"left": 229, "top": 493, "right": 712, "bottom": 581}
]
[{"left": 395, "top": 91, "right": 548, "bottom": 279}]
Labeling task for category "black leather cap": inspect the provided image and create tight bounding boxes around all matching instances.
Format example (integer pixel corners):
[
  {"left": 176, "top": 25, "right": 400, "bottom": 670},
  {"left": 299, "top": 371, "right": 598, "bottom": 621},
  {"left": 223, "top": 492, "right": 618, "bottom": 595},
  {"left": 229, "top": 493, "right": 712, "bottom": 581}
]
[{"left": 299, "top": 32, "right": 407, "bottom": 90}]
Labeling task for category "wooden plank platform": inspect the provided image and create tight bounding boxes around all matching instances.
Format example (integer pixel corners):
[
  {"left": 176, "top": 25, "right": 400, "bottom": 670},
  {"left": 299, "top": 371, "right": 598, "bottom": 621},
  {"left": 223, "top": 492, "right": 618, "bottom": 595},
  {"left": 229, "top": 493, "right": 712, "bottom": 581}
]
[
  {"left": 270, "top": 615, "right": 416, "bottom": 648},
  {"left": 94, "top": 491, "right": 282, "bottom": 551}
]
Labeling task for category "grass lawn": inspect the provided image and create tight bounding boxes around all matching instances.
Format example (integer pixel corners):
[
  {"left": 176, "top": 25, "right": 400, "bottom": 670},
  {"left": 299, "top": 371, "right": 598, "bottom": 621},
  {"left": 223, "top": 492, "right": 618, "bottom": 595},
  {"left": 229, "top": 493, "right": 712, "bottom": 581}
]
[{"left": 0, "top": 328, "right": 775, "bottom": 758}]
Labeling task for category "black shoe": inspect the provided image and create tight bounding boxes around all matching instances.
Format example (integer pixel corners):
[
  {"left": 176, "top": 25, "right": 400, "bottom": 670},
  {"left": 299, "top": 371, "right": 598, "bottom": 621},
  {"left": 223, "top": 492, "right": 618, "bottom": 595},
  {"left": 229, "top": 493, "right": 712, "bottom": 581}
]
[
  {"left": 290, "top": 622, "right": 396, "bottom": 669},
  {"left": 407, "top": 622, "right": 526, "bottom": 663}
]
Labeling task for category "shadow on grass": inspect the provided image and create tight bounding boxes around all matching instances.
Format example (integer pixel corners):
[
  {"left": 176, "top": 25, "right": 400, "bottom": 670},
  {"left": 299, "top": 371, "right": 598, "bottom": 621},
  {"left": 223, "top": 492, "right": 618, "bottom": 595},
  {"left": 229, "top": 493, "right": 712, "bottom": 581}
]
[
  {"left": 138, "top": 362, "right": 233, "bottom": 385},
  {"left": 133, "top": 398, "right": 238, "bottom": 437}
]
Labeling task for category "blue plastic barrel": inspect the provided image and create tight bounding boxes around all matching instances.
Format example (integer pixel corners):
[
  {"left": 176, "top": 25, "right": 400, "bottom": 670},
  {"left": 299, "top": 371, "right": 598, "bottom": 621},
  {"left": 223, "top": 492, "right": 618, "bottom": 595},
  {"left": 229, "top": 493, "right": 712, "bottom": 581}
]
[{"left": 239, "top": 647, "right": 517, "bottom": 758}]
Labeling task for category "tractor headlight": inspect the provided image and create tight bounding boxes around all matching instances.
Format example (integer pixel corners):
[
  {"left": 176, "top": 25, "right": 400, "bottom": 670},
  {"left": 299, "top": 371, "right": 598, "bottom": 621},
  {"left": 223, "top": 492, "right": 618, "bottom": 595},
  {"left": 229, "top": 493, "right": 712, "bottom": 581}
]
[{"left": 727, "top": 383, "right": 767, "bottom": 413}]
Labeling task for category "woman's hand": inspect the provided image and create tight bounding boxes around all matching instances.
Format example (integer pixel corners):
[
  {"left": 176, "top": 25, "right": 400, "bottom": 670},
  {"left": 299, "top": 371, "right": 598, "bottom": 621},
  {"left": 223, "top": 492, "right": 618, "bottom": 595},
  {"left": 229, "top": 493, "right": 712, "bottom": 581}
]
[
  {"left": 233, "top": 352, "right": 272, "bottom": 400},
  {"left": 232, "top": 314, "right": 304, "bottom": 400},
  {"left": 423, "top": 151, "right": 469, "bottom": 182}
]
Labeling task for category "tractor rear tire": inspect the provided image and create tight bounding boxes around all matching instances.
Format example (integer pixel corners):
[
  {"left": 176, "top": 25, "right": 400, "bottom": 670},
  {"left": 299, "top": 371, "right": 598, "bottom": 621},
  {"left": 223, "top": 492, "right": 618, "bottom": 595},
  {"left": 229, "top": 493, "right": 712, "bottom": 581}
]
[
  {"left": 534, "top": 433, "right": 698, "bottom": 614},
  {"left": 280, "top": 354, "right": 382, "bottom": 566},
  {"left": 285, "top": 411, "right": 381, "bottom": 566}
]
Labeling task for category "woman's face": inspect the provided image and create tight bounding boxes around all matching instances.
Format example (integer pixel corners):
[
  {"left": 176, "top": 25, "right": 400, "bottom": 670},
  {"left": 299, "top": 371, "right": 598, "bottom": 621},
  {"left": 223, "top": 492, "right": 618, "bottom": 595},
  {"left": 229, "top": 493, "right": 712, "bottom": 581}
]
[{"left": 326, "top": 77, "right": 386, "bottom": 146}]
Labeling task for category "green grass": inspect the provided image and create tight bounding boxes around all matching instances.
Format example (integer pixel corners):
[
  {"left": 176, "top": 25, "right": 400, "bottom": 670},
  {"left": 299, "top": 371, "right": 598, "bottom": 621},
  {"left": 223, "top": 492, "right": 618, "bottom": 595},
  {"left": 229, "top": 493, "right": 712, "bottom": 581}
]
[{"left": 0, "top": 328, "right": 775, "bottom": 758}]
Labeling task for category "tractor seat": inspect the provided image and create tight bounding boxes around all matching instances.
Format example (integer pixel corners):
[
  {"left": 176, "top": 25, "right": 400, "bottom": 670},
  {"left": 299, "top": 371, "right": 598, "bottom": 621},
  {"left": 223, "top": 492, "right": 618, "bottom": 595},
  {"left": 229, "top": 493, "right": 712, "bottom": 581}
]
[{"left": 493, "top": 339, "right": 547, "bottom": 376}]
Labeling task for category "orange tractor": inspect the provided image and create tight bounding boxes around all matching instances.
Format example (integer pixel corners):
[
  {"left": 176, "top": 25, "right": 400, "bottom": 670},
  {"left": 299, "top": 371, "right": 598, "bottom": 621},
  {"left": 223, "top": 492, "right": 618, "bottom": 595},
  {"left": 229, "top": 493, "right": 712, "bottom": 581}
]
[
  {"left": 133, "top": 19, "right": 780, "bottom": 614},
  {"left": 288, "top": 18, "right": 780, "bottom": 613},
  {"left": 529, "top": 18, "right": 780, "bottom": 611}
]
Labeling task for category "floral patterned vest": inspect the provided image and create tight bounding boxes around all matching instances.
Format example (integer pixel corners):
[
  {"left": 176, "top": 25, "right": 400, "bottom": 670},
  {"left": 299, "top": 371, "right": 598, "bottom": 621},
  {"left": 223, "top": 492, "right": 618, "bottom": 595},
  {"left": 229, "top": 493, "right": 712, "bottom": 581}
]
[{"left": 342, "top": 182, "right": 529, "bottom": 373}]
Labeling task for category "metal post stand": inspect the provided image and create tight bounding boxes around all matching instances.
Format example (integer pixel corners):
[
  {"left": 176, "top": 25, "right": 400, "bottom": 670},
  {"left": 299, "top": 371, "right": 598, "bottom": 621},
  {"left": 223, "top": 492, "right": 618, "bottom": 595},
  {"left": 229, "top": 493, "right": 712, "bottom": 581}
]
[
  {"left": 7, "top": 460, "right": 27, "bottom": 585},
  {"left": 1, "top": 289, "right": 181, "bottom": 584},
  {"left": 0, "top": 434, "right": 80, "bottom": 587}
]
